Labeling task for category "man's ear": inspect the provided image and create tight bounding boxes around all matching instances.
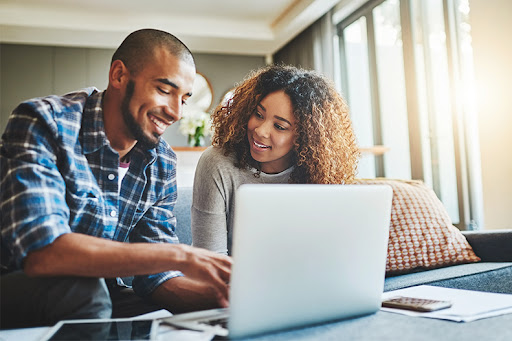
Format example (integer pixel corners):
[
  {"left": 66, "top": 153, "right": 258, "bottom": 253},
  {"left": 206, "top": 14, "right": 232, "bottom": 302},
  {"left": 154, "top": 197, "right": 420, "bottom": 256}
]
[{"left": 109, "top": 60, "right": 129, "bottom": 89}]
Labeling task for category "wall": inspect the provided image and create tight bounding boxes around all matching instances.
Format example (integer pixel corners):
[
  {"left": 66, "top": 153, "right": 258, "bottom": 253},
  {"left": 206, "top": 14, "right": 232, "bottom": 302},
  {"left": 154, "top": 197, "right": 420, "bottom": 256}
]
[
  {"left": 163, "top": 53, "right": 265, "bottom": 146},
  {"left": 469, "top": 0, "right": 512, "bottom": 229},
  {"left": 0, "top": 44, "right": 265, "bottom": 146}
]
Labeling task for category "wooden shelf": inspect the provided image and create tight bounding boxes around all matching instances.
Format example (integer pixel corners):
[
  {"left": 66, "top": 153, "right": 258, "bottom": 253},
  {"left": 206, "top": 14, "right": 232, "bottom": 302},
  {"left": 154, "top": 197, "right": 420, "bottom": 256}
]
[
  {"left": 172, "top": 146, "right": 208, "bottom": 152},
  {"left": 172, "top": 145, "right": 389, "bottom": 155},
  {"left": 359, "top": 145, "right": 390, "bottom": 155}
]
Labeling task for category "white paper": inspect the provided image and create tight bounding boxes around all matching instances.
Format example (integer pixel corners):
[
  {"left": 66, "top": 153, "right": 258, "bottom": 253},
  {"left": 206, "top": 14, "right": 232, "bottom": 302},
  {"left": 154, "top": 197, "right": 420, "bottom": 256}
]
[
  {"left": 157, "top": 324, "right": 215, "bottom": 341},
  {"left": 381, "top": 285, "right": 512, "bottom": 322}
]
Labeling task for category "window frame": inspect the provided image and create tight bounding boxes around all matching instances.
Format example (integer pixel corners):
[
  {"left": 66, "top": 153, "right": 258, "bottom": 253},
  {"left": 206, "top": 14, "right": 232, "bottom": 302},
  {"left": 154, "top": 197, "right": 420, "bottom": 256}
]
[{"left": 336, "top": 0, "right": 475, "bottom": 230}]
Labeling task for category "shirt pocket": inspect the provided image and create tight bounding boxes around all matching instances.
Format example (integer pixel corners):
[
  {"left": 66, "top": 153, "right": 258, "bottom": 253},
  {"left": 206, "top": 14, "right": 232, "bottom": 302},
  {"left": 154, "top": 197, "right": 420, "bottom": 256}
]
[{"left": 66, "top": 182, "right": 109, "bottom": 235}]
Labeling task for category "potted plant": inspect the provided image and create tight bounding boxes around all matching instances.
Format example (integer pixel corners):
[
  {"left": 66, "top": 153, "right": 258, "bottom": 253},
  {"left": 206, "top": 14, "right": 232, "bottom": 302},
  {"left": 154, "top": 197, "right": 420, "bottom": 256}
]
[{"left": 179, "top": 109, "right": 212, "bottom": 147}]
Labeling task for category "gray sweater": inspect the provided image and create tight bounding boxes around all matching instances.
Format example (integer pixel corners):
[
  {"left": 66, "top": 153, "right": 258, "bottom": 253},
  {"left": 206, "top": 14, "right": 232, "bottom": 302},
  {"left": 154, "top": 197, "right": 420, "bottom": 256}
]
[{"left": 191, "top": 146, "right": 293, "bottom": 255}]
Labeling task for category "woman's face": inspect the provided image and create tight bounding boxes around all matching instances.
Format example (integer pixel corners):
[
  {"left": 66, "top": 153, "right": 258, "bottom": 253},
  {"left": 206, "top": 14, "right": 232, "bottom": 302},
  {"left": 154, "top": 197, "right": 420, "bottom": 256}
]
[{"left": 247, "top": 90, "right": 296, "bottom": 174}]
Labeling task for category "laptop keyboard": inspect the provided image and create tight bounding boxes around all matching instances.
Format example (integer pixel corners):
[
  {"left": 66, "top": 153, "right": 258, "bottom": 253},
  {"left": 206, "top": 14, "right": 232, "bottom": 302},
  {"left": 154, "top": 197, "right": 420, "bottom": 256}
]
[{"left": 201, "top": 317, "right": 228, "bottom": 329}]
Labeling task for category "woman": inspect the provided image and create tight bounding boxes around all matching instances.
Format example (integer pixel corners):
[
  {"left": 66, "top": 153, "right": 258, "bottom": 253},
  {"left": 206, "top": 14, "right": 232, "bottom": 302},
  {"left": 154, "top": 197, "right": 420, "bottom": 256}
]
[{"left": 191, "top": 65, "right": 359, "bottom": 255}]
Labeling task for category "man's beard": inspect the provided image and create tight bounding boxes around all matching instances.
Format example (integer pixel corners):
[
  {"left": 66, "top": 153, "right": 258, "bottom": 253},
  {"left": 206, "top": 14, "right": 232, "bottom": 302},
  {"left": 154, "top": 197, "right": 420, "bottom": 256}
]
[{"left": 121, "top": 80, "right": 160, "bottom": 149}]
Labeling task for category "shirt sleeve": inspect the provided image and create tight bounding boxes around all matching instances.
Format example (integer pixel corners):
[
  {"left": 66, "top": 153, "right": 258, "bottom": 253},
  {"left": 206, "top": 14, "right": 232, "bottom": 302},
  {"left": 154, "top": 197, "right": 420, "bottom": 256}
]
[
  {"left": 1, "top": 102, "right": 71, "bottom": 270},
  {"left": 191, "top": 148, "right": 230, "bottom": 255},
  {"left": 129, "top": 161, "right": 184, "bottom": 297}
]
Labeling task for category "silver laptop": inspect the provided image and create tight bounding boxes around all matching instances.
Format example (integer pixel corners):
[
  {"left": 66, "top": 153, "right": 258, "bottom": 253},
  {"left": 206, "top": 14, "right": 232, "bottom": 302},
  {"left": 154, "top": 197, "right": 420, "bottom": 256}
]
[{"left": 161, "top": 184, "right": 392, "bottom": 339}]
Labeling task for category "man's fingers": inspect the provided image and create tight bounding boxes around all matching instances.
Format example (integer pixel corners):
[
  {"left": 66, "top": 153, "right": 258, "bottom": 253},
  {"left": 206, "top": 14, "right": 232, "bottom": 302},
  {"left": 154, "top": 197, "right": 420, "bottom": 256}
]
[
  {"left": 201, "top": 250, "right": 233, "bottom": 268},
  {"left": 180, "top": 246, "right": 233, "bottom": 306},
  {"left": 219, "top": 268, "right": 231, "bottom": 284},
  {"left": 217, "top": 294, "right": 229, "bottom": 308},
  {"left": 196, "top": 249, "right": 232, "bottom": 284},
  {"left": 210, "top": 272, "right": 230, "bottom": 307},
  {"left": 214, "top": 260, "right": 231, "bottom": 283}
]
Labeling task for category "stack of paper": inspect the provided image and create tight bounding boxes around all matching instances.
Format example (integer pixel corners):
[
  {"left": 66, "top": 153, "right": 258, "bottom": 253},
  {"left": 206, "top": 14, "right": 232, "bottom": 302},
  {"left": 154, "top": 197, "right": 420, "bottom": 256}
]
[{"left": 381, "top": 285, "right": 512, "bottom": 322}]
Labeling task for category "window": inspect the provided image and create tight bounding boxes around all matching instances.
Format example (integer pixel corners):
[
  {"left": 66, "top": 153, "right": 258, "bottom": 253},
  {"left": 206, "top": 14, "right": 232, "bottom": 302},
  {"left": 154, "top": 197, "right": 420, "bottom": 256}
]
[
  {"left": 410, "top": 0, "right": 459, "bottom": 223},
  {"left": 373, "top": 0, "right": 411, "bottom": 180},
  {"left": 336, "top": 0, "right": 480, "bottom": 229},
  {"left": 343, "top": 17, "right": 377, "bottom": 178}
]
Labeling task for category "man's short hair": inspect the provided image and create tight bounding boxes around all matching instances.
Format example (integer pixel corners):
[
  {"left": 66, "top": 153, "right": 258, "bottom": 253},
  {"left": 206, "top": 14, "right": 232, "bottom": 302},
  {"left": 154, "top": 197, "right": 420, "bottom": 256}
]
[{"left": 112, "top": 28, "right": 195, "bottom": 75}]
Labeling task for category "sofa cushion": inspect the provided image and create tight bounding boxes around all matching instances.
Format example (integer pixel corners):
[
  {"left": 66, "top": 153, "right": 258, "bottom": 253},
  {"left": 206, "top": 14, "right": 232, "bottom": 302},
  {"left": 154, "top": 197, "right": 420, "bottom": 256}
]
[
  {"left": 463, "top": 229, "right": 512, "bottom": 262},
  {"left": 355, "top": 179, "right": 480, "bottom": 275},
  {"left": 384, "top": 262, "right": 512, "bottom": 292},
  {"left": 175, "top": 187, "right": 193, "bottom": 245}
]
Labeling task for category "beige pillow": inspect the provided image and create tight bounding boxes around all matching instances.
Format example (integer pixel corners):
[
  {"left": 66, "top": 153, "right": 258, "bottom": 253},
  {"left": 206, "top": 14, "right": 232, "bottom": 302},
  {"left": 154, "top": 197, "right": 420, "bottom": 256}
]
[{"left": 355, "top": 178, "right": 480, "bottom": 275}]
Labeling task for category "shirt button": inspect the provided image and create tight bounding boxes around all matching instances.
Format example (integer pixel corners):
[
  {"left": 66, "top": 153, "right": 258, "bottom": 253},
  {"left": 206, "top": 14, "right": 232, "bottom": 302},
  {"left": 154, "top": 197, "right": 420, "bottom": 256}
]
[
  {"left": 110, "top": 210, "right": 117, "bottom": 217},
  {"left": 108, "top": 174, "right": 115, "bottom": 180}
]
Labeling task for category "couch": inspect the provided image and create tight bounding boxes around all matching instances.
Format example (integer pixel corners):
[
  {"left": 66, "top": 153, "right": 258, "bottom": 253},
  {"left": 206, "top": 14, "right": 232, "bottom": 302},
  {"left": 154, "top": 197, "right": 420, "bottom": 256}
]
[{"left": 173, "top": 186, "right": 512, "bottom": 340}]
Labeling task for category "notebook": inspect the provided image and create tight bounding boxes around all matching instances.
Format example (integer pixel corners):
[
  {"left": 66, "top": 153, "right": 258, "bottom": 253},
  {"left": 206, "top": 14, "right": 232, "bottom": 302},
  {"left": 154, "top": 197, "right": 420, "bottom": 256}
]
[{"left": 161, "top": 184, "right": 393, "bottom": 339}]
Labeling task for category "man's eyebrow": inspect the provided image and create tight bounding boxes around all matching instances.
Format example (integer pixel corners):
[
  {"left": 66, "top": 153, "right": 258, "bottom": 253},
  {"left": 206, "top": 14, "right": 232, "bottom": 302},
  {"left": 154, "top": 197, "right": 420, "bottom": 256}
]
[
  {"left": 157, "top": 78, "right": 192, "bottom": 97},
  {"left": 257, "top": 103, "right": 292, "bottom": 126}
]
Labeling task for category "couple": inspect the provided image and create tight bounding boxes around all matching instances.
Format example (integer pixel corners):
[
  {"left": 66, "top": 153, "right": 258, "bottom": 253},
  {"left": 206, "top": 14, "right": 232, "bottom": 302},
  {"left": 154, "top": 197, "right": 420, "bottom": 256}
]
[{"left": 0, "top": 28, "right": 359, "bottom": 329}]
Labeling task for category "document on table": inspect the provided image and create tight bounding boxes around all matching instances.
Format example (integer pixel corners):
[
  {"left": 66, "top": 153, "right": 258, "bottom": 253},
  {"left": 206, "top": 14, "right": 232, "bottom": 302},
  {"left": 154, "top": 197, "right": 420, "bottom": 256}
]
[
  {"left": 381, "top": 285, "right": 512, "bottom": 322},
  {"left": 133, "top": 310, "right": 215, "bottom": 341}
]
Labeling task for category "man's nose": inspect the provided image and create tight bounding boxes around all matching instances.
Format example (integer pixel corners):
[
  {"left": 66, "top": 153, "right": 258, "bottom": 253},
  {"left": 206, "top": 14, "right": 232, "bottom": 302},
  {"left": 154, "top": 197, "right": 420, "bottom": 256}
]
[{"left": 164, "top": 96, "right": 182, "bottom": 122}]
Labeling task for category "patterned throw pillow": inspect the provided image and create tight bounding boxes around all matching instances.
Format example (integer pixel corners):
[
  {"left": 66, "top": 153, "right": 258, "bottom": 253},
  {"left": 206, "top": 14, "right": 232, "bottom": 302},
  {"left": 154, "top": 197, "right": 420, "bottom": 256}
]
[{"left": 355, "top": 178, "right": 481, "bottom": 275}]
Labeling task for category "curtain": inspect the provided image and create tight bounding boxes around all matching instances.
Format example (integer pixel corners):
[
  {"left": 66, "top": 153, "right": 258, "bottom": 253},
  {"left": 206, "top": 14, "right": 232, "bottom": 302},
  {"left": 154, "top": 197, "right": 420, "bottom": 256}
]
[{"left": 273, "top": 9, "right": 336, "bottom": 81}]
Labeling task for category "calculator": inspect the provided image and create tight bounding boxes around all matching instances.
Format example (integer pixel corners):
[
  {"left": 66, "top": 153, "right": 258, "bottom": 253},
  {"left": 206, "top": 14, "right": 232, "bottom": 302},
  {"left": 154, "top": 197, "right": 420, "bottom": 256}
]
[{"left": 382, "top": 296, "right": 452, "bottom": 312}]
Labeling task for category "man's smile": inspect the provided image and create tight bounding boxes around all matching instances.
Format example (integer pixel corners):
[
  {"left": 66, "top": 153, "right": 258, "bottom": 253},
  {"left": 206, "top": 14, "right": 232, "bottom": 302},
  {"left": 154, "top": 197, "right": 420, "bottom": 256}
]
[{"left": 149, "top": 113, "right": 173, "bottom": 133}]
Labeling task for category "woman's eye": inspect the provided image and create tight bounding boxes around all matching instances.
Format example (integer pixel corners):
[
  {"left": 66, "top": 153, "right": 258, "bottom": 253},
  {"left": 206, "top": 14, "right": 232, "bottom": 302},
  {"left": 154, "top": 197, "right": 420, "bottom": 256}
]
[
  {"left": 254, "top": 111, "right": 263, "bottom": 119},
  {"left": 275, "top": 124, "right": 286, "bottom": 131}
]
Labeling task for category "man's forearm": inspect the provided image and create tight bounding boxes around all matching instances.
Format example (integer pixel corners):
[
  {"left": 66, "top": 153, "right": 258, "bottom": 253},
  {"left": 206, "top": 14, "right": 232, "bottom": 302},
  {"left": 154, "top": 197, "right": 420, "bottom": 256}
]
[
  {"left": 23, "top": 232, "right": 189, "bottom": 278},
  {"left": 23, "top": 232, "right": 232, "bottom": 308}
]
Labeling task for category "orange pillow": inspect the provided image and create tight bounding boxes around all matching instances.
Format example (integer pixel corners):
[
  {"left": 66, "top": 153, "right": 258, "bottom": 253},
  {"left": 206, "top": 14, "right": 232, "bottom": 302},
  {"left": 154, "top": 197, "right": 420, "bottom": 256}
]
[{"left": 355, "top": 179, "right": 480, "bottom": 275}]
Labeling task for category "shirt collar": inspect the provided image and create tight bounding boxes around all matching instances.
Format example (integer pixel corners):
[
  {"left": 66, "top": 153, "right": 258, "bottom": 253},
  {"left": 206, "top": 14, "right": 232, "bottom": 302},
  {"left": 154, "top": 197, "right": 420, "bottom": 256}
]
[
  {"left": 80, "top": 90, "right": 158, "bottom": 162},
  {"left": 81, "top": 91, "right": 110, "bottom": 155}
]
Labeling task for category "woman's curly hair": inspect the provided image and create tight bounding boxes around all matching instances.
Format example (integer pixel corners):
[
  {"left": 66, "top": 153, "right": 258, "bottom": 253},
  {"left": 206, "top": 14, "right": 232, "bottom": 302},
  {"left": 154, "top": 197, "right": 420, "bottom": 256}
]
[{"left": 211, "top": 64, "right": 360, "bottom": 184}]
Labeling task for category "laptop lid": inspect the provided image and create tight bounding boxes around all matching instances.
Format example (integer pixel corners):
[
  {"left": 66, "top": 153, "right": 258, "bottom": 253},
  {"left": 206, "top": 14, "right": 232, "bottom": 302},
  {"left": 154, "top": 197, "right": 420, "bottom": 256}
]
[{"left": 228, "top": 184, "right": 392, "bottom": 339}]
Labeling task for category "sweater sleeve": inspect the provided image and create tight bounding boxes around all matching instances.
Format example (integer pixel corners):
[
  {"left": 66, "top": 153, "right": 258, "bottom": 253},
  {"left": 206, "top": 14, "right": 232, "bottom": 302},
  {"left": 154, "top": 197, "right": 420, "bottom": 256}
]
[{"left": 191, "top": 147, "right": 231, "bottom": 255}]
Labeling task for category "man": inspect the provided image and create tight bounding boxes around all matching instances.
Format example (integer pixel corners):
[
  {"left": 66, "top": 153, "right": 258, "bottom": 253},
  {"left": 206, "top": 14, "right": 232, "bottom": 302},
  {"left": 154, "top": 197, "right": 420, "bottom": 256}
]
[{"left": 0, "top": 29, "right": 231, "bottom": 329}]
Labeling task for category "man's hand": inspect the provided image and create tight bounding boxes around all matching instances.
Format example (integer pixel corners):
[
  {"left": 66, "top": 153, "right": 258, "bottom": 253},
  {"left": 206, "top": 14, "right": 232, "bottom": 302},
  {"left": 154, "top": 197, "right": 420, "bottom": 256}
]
[
  {"left": 171, "top": 244, "right": 232, "bottom": 308},
  {"left": 151, "top": 276, "right": 228, "bottom": 314}
]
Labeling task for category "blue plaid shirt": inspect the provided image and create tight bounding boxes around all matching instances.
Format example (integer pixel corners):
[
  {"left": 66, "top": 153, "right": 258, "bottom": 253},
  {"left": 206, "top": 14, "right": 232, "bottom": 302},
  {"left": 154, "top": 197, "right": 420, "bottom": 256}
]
[{"left": 0, "top": 88, "right": 182, "bottom": 296}]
